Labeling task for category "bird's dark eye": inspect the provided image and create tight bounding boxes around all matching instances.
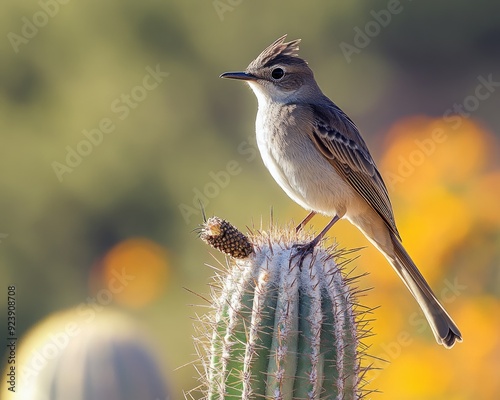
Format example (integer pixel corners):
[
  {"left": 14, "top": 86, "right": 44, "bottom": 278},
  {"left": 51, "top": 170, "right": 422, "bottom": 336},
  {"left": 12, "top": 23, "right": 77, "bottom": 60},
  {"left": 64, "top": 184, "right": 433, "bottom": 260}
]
[{"left": 271, "top": 68, "right": 285, "bottom": 80}]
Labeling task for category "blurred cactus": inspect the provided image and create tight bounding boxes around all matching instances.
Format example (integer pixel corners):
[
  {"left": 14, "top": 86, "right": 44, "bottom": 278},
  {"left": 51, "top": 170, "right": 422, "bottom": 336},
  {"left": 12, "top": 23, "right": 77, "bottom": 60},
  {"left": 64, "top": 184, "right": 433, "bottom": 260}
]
[
  {"left": 5, "top": 307, "right": 170, "bottom": 400},
  {"left": 196, "top": 216, "right": 371, "bottom": 400}
]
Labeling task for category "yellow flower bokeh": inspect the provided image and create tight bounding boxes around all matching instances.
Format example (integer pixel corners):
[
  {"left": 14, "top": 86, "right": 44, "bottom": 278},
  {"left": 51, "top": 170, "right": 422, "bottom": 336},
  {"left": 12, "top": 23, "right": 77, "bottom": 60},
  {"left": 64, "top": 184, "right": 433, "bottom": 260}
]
[
  {"left": 99, "top": 238, "right": 171, "bottom": 309},
  {"left": 359, "top": 115, "right": 500, "bottom": 398}
]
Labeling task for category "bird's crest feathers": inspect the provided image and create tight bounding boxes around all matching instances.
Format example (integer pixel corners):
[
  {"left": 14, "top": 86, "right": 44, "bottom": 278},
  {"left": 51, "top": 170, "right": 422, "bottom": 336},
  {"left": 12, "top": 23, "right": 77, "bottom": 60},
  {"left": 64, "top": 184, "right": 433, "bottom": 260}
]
[{"left": 248, "top": 34, "right": 305, "bottom": 70}]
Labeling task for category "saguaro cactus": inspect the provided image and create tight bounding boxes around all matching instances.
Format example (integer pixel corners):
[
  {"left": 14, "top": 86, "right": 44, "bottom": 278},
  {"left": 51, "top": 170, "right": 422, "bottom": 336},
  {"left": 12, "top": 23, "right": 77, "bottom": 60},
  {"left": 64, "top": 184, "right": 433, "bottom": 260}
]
[{"left": 196, "top": 216, "right": 371, "bottom": 400}]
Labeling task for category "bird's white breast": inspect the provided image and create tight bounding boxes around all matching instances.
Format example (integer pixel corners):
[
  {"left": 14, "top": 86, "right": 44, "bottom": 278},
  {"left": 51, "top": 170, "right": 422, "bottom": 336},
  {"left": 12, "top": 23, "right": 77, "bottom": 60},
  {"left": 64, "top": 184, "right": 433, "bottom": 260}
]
[
  {"left": 249, "top": 85, "right": 357, "bottom": 218},
  {"left": 255, "top": 104, "right": 309, "bottom": 209}
]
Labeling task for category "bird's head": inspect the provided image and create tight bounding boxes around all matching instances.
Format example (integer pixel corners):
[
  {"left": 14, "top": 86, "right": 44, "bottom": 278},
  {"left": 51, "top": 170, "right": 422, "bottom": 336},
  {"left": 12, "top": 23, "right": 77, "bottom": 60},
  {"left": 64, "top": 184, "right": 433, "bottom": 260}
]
[{"left": 220, "top": 35, "right": 321, "bottom": 104}]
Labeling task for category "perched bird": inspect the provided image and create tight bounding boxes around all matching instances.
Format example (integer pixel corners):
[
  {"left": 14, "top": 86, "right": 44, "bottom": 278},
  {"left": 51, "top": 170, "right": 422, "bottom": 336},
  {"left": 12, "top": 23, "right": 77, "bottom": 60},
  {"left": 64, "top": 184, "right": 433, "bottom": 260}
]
[{"left": 220, "top": 35, "right": 462, "bottom": 348}]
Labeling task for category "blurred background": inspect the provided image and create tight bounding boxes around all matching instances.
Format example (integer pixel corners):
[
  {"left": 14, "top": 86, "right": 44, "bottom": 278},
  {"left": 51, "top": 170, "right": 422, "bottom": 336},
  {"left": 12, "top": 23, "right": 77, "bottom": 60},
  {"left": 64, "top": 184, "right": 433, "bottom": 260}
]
[{"left": 1, "top": 1, "right": 499, "bottom": 399}]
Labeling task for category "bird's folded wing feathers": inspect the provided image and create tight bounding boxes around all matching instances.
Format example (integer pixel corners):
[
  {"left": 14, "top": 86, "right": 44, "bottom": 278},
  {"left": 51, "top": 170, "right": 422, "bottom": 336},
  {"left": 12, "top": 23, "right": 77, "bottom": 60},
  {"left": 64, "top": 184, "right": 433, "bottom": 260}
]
[{"left": 308, "top": 103, "right": 401, "bottom": 240}]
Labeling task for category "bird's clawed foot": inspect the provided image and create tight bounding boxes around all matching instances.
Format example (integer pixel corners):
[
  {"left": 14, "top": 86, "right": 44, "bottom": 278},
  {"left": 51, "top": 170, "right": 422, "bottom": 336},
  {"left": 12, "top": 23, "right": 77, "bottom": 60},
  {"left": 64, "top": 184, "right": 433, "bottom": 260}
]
[
  {"left": 291, "top": 214, "right": 340, "bottom": 269},
  {"left": 290, "top": 240, "right": 318, "bottom": 269}
]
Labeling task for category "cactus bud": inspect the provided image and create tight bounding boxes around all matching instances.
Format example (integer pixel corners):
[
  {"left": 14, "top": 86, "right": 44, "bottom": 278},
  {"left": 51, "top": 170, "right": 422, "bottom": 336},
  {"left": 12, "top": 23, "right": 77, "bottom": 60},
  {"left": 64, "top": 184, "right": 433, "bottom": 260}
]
[
  {"left": 195, "top": 218, "right": 371, "bottom": 400},
  {"left": 200, "top": 216, "right": 254, "bottom": 259}
]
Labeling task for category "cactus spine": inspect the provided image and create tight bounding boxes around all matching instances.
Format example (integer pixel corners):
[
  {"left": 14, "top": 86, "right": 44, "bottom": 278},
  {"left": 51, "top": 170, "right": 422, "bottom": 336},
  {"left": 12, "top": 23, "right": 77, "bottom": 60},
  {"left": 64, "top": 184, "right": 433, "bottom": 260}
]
[{"left": 197, "top": 217, "right": 369, "bottom": 400}]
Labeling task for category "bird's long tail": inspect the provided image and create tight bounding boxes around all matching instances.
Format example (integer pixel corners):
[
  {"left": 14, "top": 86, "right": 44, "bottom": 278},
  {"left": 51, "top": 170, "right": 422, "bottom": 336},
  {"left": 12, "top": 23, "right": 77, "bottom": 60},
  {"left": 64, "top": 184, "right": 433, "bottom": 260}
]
[
  {"left": 353, "top": 213, "right": 462, "bottom": 348},
  {"left": 386, "top": 231, "right": 462, "bottom": 348}
]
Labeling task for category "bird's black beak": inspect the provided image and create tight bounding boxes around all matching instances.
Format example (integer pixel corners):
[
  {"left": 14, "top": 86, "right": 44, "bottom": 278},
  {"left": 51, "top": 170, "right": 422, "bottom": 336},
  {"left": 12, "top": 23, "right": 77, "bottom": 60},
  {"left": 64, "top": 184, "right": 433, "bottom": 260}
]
[{"left": 219, "top": 71, "right": 256, "bottom": 81}]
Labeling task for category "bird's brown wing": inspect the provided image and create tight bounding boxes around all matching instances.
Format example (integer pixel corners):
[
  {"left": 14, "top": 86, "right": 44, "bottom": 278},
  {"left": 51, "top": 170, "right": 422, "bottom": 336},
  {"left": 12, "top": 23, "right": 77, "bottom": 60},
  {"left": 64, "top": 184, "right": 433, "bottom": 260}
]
[{"left": 307, "top": 103, "right": 401, "bottom": 240}]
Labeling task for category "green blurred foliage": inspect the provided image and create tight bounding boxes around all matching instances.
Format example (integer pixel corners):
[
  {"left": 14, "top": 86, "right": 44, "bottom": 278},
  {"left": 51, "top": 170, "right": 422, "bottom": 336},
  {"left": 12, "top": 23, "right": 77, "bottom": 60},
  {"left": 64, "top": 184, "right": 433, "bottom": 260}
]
[{"left": 0, "top": 1, "right": 499, "bottom": 399}]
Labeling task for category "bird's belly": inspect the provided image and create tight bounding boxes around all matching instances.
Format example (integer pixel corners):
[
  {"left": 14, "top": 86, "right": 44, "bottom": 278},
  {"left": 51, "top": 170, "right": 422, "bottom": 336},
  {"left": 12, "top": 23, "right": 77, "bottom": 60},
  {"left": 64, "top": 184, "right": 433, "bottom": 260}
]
[{"left": 256, "top": 123, "right": 357, "bottom": 218}]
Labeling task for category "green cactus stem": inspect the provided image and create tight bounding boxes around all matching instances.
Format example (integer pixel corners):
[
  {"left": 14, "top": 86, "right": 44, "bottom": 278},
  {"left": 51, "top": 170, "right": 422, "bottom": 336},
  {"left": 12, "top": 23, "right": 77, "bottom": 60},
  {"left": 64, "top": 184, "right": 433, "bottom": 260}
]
[{"left": 196, "top": 216, "right": 372, "bottom": 400}]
